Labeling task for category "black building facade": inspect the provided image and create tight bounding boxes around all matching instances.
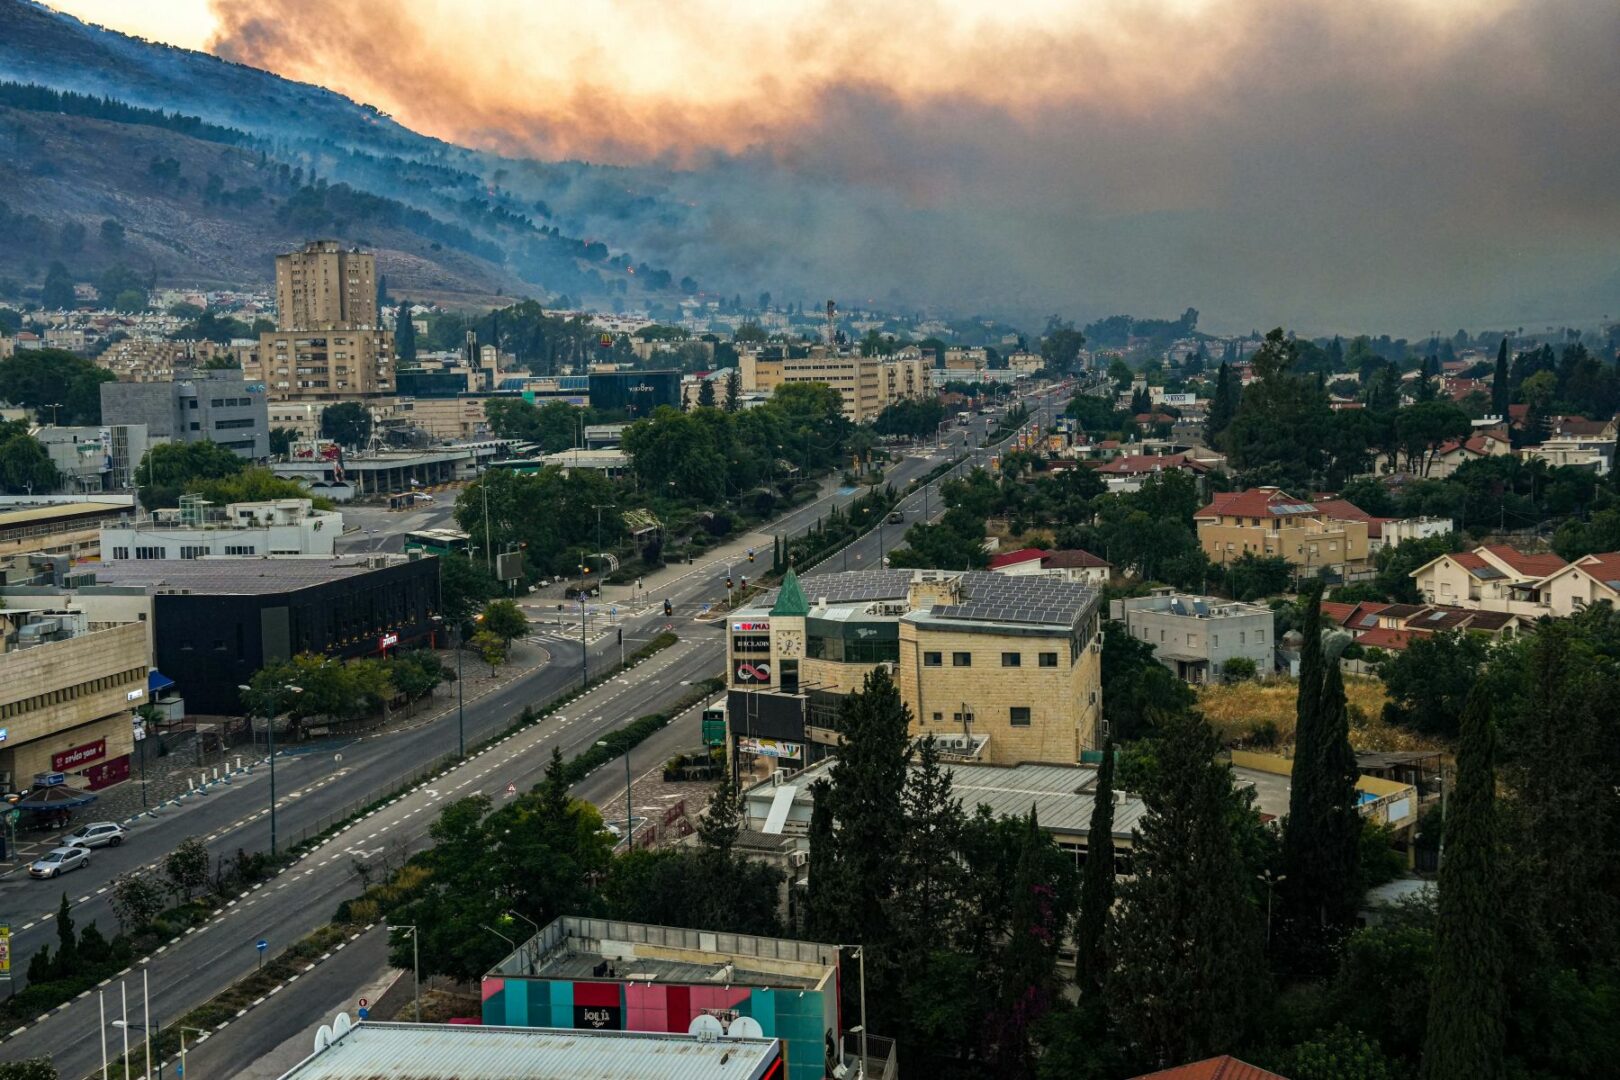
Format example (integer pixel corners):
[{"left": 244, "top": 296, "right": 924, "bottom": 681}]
[
  {"left": 99, "top": 557, "right": 442, "bottom": 715},
  {"left": 587, "top": 370, "right": 680, "bottom": 418}
]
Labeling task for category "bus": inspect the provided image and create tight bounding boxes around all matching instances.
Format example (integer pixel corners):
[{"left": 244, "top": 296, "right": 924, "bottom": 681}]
[{"left": 403, "top": 528, "right": 472, "bottom": 557}]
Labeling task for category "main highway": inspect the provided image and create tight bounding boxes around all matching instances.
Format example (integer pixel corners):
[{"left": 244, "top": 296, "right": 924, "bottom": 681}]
[{"left": 0, "top": 382, "right": 1069, "bottom": 1076}]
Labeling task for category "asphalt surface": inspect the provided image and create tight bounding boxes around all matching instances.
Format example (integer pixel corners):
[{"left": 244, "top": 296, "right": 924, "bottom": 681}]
[{"left": 0, "top": 383, "right": 1069, "bottom": 1076}]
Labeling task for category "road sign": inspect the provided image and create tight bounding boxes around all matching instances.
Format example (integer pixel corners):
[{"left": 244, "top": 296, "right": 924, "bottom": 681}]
[
  {"left": 256, "top": 939, "right": 268, "bottom": 953},
  {"left": 0, "top": 923, "right": 11, "bottom": 977},
  {"left": 175, "top": 1065, "right": 182, "bottom": 1078},
  {"left": 505, "top": 782, "right": 517, "bottom": 798},
  {"left": 358, "top": 1007, "right": 369, "bottom": 1020},
  {"left": 359, "top": 997, "right": 369, "bottom": 1008},
  {"left": 4, "top": 808, "right": 17, "bottom": 826}
]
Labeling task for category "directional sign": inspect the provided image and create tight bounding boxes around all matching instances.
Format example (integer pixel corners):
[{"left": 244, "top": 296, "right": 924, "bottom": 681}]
[
  {"left": 176, "top": 1065, "right": 183, "bottom": 1078},
  {"left": 358, "top": 1007, "right": 369, "bottom": 1020},
  {"left": 256, "top": 939, "right": 268, "bottom": 953},
  {"left": 505, "top": 782, "right": 517, "bottom": 798}
]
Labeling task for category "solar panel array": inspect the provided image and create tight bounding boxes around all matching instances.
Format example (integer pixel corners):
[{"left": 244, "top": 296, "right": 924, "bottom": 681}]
[
  {"left": 1269, "top": 502, "right": 1319, "bottom": 515},
  {"left": 926, "top": 571, "right": 1099, "bottom": 626},
  {"left": 799, "top": 569, "right": 913, "bottom": 605},
  {"left": 1471, "top": 566, "right": 1507, "bottom": 580}
]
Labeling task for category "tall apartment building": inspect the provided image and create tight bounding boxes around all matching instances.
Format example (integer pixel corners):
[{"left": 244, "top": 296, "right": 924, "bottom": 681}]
[
  {"left": 724, "top": 568, "right": 1102, "bottom": 779},
  {"left": 275, "top": 240, "right": 378, "bottom": 330},
  {"left": 100, "top": 370, "right": 270, "bottom": 459},
  {"left": 257, "top": 241, "right": 395, "bottom": 403}
]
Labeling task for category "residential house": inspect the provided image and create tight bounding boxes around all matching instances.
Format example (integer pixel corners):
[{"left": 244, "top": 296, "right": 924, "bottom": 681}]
[
  {"left": 1111, "top": 589, "right": 1274, "bottom": 683},
  {"left": 1528, "top": 552, "right": 1620, "bottom": 617},
  {"left": 1411, "top": 544, "right": 1567, "bottom": 615},
  {"left": 1193, "top": 487, "right": 1372, "bottom": 575},
  {"left": 987, "top": 547, "right": 1112, "bottom": 585},
  {"left": 1427, "top": 426, "right": 1512, "bottom": 478}
]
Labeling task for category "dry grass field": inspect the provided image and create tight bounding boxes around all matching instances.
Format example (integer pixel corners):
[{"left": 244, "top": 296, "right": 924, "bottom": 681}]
[{"left": 1197, "top": 675, "right": 1446, "bottom": 753}]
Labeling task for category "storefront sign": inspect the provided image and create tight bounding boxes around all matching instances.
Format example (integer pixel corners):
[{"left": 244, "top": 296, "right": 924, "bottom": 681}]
[
  {"left": 36, "top": 772, "right": 67, "bottom": 787},
  {"left": 731, "top": 621, "right": 770, "bottom": 632},
  {"left": 734, "top": 661, "right": 772, "bottom": 685},
  {"left": 82, "top": 755, "right": 130, "bottom": 792},
  {"left": 379, "top": 632, "right": 400, "bottom": 650},
  {"left": 126, "top": 688, "right": 145, "bottom": 702},
  {"left": 575, "top": 1003, "right": 621, "bottom": 1029},
  {"left": 53, "top": 739, "right": 107, "bottom": 772},
  {"left": 738, "top": 737, "right": 802, "bottom": 759}
]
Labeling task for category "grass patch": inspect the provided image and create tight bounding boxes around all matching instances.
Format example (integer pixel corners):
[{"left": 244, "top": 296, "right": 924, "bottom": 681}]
[{"left": 1197, "top": 675, "right": 1443, "bottom": 752}]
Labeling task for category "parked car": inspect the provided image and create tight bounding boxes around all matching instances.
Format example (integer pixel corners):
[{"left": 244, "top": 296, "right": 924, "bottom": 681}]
[
  {"left": 65, "top": 821, "right": 127, "bottom": 849},
  {"left": 886, "top": 511, "right": 905, "bottom": 524},
  {"left": 29, "top": 846, "right": 90, "bottom": 879}
]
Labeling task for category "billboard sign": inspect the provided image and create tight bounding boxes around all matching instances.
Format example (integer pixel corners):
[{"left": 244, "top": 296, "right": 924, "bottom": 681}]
[
  {"left": 734, "top": 661, "right": 772, "bottom": 685},
  {"left": 731, "top": 621, "right": 770, "bottom": 632},
  {"left": 52, "top": 739, "right": 107, "bottom": 772},
  {"left": 496, "top": 551, "right": 524, "bottom": 582},
  {"left": 738, "top": 737, "right": 802, "bottom": 759}
]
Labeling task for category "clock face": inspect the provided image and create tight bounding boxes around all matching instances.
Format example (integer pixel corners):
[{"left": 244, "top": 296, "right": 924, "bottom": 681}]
[{"left": 777, "top": 631, "right": 802, "bottom": 657}]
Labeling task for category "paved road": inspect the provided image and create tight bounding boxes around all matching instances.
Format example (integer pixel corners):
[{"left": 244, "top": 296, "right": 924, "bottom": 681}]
[{"left": 0, "top": 383, "right": 1068, "bottom": 1075}]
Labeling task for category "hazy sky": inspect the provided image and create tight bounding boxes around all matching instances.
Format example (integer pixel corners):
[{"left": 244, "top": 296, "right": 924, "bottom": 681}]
[{"left": 48, "top": 0, "right": 1620, "bottom": 333}]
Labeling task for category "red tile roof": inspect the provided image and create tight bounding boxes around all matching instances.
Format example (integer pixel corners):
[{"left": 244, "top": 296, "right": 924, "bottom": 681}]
[
  {"left": 1194, "top": 488, "right": 1313, "bottom": 520},
  {"left": 1573, "top": 551, "right": 1620, "bottom": 582},
  {"left": 1552, "top": 415, "right": 1605, "bottom": 436},
  {"left": 1042, "top": 549, "right": 1110, "bottom": 569},
  {"left": 1320, "top": 601, "right": 1358, "bottom": 626},
  {"left": 1311, "top": 498, "right": 1382, "bottom": 537},
  {"left": 987, "top": 547, "right": 1046, "bottom": 570},
  {"left": 1343, "top": 601, "right": 1391, "bottom": 629},
  {"left": 1132, "top": 1056, "right": 1288, "bottom": 1080},
  {"left": 1356, "top": 627, "right": 1424, "bottom": 651},
  {"left": 1451, "top": 550, "right": 1492, "bottom": 576},
  {"left": 1481, "top": 544, "right": 1566, "bottom": 577}
]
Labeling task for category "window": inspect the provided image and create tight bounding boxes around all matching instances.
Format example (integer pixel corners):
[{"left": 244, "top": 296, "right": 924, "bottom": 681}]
[
  {"left": 214, "top": 418, "right": 255, "bottom": 430},
  {"left": 923, "top": 651, "right": 942, "bottom": 667},
  {"left": 1009, "top": 706, "right": 1031, "bottom": 726},
  {"left": 1159, "top": 629, "right": 1165, "bottom": 642},
  {"left": 187, "top": 399, "right": 198, "bottom": 409},
  {"left": 952, "top": 651, "right": 972, "bottom": 667},
  {"left": 189, "top": 422, "right": 201, "bottom": 431},
  {"left": 1213, "top": 634, "right": 1220, "bottom": 647},
  {"left": 953, "top": 710, "right": 975, "bottom": 726},
  {"left": 135, "top": 546, "right": 163, "bottom": 559},
  {"left": 1240, "top": 630, "right": 1247, "bottom": 644},
  {"left": 1039, "top": 652, "right": 1058, "bottom": 667},
  {"left": 225, "top": 545, "right": 256, "bottom": 556},
  {"left": 932, "top": 712, "right": 943, "bottom": 724},
  {"left": 179, "top": 545, "right": 208, "bottom": 560},
  {"left": 1256, "top": 629, "right": 1264, "bottom": 642},
  {"left": 112, "top": 546, "right": 129, "bottom": 560},
  {"left": 1001, "top": 651, "right": 1021, "bottom": 667}
]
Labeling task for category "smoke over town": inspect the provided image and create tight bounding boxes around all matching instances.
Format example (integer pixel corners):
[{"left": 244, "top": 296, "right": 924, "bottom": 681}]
[{"left": 194, "top": 0, "right": 1620, "bottom": 330}]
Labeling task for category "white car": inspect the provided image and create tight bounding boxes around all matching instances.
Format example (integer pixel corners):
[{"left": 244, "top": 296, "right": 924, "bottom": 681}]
[
  {"left": 65, "top": 821, "right": 127, "bottom": 849},
  {"left": 29, "top": 846, "right": 90, "bottom": 879}
]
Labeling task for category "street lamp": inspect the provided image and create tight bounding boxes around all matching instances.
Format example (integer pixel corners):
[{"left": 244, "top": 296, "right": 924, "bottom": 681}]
[
  {"left": 596, "top": 739, "right": 634, "bottom": 848},
  {"left": 239, "top": 683, "right": 302, "bottom": 857},
  {"left": 176, "top": 1025, "right": 207, "bottom": 1080},
  {"left": 391, "top": 924, "right": 421, "bottom": 1021},
  {"left": 1258, "top": 869, "right": 1286, "bottom": 948}
]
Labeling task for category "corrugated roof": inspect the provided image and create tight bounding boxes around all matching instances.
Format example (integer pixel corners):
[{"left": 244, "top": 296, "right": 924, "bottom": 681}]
[
  {"left": 988, "top": 547, "right": 1047, "bottom": 569},
  {"left": 0, "top": 501, "right": 127, "bottom": 528},
  {"left": 937, "top": 761, "right": 1147, "bottom": 839},
  {"left": 93, "top": 556, "right": 417, "bottom": 595},
  {"left": 278, "top": 1023, "right": 780, "bottom": 1080}
]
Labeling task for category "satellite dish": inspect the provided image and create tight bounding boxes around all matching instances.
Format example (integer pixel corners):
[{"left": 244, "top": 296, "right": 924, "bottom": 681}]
[
  {"left": 313, "top": 1025, "right": 334, "bottom": 1054},
  {"left": 727, "top": 1016, "right": 764, "bottom": 1040},
  {"left": 688, "top": 1014, "right": 725, "bottom": 1040},
  {"left": 332, "top": 1013, "right": 353, "bottom": 1037}
]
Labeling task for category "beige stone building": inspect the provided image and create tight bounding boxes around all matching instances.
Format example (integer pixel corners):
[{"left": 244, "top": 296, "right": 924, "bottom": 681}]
[
  {"left": 1410, "top": 544, "right": 1568, "bottom": 616},
  {"left": 247, "top": 329, "right": 396, "bottom": 402},
  {"left": 738, "top": 348, "right": 928, "bottom": 423},
  {"left": 0, "top": 612, "right": 147, "bottom": 796},
  {"left": 1194, "top": 487, "right": 1372, "bottom": 574},
  {"left": 723, "top": 567, "right": 1102, "bottom": 780},
  {"left": 97, "top": 339, "right": 254, "bottom": 382},
  {"left": 275, "top": 240, "right": 378, "bottom": 331},
  {"left": 387, "top": 395, "right": 492, "bottom": 440}
]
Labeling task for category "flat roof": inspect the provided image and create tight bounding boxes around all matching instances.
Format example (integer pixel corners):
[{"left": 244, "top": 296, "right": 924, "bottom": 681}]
[
  {"left": 745, "top": 569, "right": 1099, "bottom": 630},
  {"left": 277, "top": 1023, "right": 780, "bottom": 1080},
  {"left": 0, "top": 501, "right": 128, "bottom": 528},
  {"left": 91, "top": 555, "right": 423, "bottom": 595},
  {"left": 491, "top": 917, "right": 837, "bottom": 991}
]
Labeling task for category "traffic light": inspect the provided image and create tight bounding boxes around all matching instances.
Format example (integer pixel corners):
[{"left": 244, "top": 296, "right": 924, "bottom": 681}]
[
  {"left": 663, "top": 599, "right": 673, "bottom": 616},
  {"left": 740, "top": 575, "right": 748, "bottom": 590},
  {"left": 726, "top": 576, "right": 734, "bottom": 590},
  {"left": 747, "top": 548, "right": 755, "bottom": 563}
]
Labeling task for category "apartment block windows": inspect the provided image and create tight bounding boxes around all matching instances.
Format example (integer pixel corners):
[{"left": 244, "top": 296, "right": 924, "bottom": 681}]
[
  {"left": 1039, "top": 652, "right": 1058, "bottom": 667},
  {"left": 1001, "top": 651, "right": 1021, "bottom": 667},
  {"left": 1009, "top": 706, "right": 1032, "bottom": 726},
  {"left": 923, "top": 651, "right": 942, "bottom": 667},
  {"left": 952, "top": 651, "right": 972, "bottom": 667}
]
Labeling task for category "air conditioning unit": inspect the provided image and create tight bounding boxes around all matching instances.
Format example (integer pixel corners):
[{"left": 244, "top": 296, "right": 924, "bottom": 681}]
[
  {"left": 1090, "top": 639, "right": 1103, "bottom": 654},
  {"left": 771, "top": 768, "right": 790, "bottom": 784},
  {"left": 789, "top": 850, "right": 809, "bottom": 869}
]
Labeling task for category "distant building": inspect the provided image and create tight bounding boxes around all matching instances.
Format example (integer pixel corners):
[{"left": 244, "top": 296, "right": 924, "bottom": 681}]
[
  {"left": 0, "top": 500, "right": 131, "bottom": 561},
  {"left": 247, "top": 328, "right": 397, "bottom": 402},
  {"left": 1111, "top": 589, "right": 1275, "bottom": 683},
  {"left": 32, "top": 425, "right": 150, "bottom": 493},
  {"left": 1194, "top": 487, "right": 1372, "bottom": 575},
  {"left": 1410, "top": 543, "right": 1567, "bottom": 616},
  {"left": 740, "top": 350, "right": 928, "bottom": 423},
  {"left": 100, "top": 497, "right": 341, "bottom": 561},
  {"left": 987, "top": 547, "right": 1111, "bottom": 586},
  {"left": 586, "top": 369, "right": 681, "bottom": 418},
  {"left": 274, "top": 240, "right": 378, "bottom": 331},
  {"left": 100, "top": 370, "right": 270, "bottom": 459}
]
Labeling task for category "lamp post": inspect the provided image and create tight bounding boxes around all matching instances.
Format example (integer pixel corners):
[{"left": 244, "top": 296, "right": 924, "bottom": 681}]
[
  {"left": 392, "top": 924, "right": 421, "bottom": 1022},
  {"left": 597, "top": 739, "right": 634, "bottom": 848},
  {"left": 239, "top": 683, "right": 302, "bottom": 857},
  {"left": 1258, "top": 869, "right": 1286, "bottom": 948},
  {"left": 177, "top": 1025, "right": 206, "bottom": 1080}
]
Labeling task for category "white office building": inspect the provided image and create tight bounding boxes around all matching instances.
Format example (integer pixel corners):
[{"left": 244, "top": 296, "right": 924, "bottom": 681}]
[{"left": 99, "top": 497, "right": 341, "bottom": 561}]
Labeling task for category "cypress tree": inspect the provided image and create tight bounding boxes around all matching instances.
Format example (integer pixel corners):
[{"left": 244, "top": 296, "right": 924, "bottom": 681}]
[
  {"left": 1422, "top": 691, "right": 1505, "bottom": 1080},
  {"left": 1074, "top": 738, "right": 1116, "bottom": 999},
  {"left": 697, "top": 378, "right": 717, "bottom": 408},
  {"left": 54, "top": 892, "right": 78, "bottom": 978},
  {"left": 1206, "top": 362, "right": 1239, "bottom": 446},
  {"left": 696, "top": 771, "right": 742, "bottom": 859},
  {"left": 1109, "top": 711, "right": 1265, "bottom": 1067},
  {"left": 990, "top": 807, "right": 1066, "bottom": 1079},
  {"left": 804, "top": 778, "right": 841, "bottom": 940},
  {"left": 395, "top": 300, "right": 417, "bottom": 362},
  {"left": 1491, "top": 337, "right": 1510, "bottom": 419}
]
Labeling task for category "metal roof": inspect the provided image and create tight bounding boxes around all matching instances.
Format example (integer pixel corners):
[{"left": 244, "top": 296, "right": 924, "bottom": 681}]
[{"left": 278, "top": 1023, "right": 780, "bottom": 1080}]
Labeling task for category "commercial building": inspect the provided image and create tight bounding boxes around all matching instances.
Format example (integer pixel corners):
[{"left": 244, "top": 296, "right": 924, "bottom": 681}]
[
  {"left": 1110, "top": 589, "right": 1275, "bottom": 683},
  {"left": 0, "top": 499, "right": 131, "bottom": 561},
  {"left": 270, "top": 447, "right": 472, "bottom": 499},
  {"left": 32, "top": 424, "right": 150, "bottom": 493},
  {"left": 276, "top": 1023, "right": 784, "bottom": 1080},
  {"left": 724, "top": 567, "right": 1102, "bottom": 777},
  {"left": 0, "top": 611, "right": 147, "bottom": 796},
  {"left": 275, "top": 240, "right": 378, "bottom": 331},
  {"left": 37, "top": 555, "right": 442, "bottom": 715},
  {"left": 100, "top": 370, "right": 270, "bottom": 459},
  {"left": 99, "top": 497, "right": 341, "bottom": 561},
  {"left": 739, "top": 350, "right": 927, "bottom": 423},
  {"left": 483, "top": 916, "right": 851, "bottom": 1080},
  {"left": 587, "top": 370, "right": 681, "bottom": 417},
  {"left": 1194, "top": 487, "right": 1372, "bottom": 575}
]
